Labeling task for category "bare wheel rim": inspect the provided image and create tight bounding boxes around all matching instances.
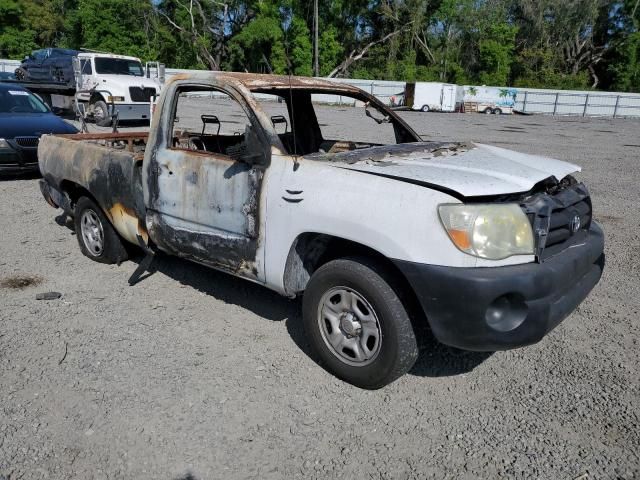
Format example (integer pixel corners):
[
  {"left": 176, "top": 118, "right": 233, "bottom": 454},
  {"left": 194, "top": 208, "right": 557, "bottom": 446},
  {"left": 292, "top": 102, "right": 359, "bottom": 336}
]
[
  {"left": 317, "top": 286, "right": 382, "bottom": 367},
  {"left": 80, "top": 209, "right": 104, "bottom": 256},
  {"left": 94, "top": 104, "right": 105, "bottom": 121}
]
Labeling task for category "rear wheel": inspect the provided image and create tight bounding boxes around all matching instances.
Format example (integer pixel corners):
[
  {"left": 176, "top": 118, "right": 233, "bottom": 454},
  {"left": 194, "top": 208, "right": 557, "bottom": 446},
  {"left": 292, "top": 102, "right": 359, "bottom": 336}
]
[
  {"left": 14, "top": 68, "right": 27, "bottom": 81},
  {"left": 92, "top": 100, "right": 112, "bottom": 127},
  {"left": 493, "top": 108, "right": 502, "bottom": 115},
  {"left": 421, "top": 105, "right": 430, "bottom": 112},
  {"left": 303, "top": 257, "right": 418, "bottom": 389},
  {"left": 484, "top": 107, "right": 493, "bottom": 114},
  {"left": 74, "top": 196, "right": 128, "bottom": 264}
]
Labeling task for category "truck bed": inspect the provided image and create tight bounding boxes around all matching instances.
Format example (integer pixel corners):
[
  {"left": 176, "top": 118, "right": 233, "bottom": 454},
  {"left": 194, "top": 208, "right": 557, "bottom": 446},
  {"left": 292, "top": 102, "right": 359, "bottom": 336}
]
[{"left": 38, "top": 132, "right": 149, "bottom": 245}]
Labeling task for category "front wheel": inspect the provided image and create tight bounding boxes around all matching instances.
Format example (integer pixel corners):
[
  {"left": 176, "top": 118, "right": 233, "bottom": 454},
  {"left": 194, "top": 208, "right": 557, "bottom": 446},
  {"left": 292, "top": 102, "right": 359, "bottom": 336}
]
[
  {"left": 92, "top": 100, "right": 112, "bottom": 127},
  {"left": 421, "top": 105, "right": 430, "bottom": 112},
  {"left": 302, "top": 257, "right": 418, "bottom": 389}
]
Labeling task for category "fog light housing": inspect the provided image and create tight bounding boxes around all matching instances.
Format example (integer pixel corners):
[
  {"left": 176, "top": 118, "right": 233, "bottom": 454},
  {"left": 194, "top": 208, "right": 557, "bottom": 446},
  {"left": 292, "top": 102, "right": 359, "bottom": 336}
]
[{"left": 485, "top": 293, "right": 528, "bottom": 332}]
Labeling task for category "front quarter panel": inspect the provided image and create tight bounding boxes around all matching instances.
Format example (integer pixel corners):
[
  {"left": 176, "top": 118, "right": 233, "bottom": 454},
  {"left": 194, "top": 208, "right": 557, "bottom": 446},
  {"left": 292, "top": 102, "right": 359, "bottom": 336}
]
[{"left": 263, "top": 156, "right": 485, "bottom": 294}]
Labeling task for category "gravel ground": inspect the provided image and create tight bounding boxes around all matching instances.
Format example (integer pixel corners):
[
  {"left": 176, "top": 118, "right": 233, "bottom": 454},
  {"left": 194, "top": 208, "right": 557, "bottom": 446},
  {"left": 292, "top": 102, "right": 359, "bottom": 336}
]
[{"left": 1, "top": 108, "right": 639, "bottom": 480}]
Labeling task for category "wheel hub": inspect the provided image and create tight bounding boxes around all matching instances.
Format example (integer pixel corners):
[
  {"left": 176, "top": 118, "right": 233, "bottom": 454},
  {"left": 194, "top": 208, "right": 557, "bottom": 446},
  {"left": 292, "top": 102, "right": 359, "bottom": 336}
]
[
  {"left": 317, "top": 286, "right": 382, "bottom": 366},
  {"left": 339, "top": 312, "right": 362, "bottom": 337}
]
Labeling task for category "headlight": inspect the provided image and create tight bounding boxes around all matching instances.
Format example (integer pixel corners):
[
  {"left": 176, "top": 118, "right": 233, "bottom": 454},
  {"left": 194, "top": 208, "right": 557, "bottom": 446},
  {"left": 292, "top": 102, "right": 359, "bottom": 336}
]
[
  {"left": 438, "top": 203, "right": 534, "bottom": 260},
  {"left": 0, "top": 138, "right": 10, "bottom": 149}
]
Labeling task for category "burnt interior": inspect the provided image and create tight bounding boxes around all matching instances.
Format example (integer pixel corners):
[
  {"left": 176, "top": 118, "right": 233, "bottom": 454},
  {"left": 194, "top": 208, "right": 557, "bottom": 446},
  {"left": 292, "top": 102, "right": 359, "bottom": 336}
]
[{"left": 251, "top": 87, "right": 420, "bottom": 155}]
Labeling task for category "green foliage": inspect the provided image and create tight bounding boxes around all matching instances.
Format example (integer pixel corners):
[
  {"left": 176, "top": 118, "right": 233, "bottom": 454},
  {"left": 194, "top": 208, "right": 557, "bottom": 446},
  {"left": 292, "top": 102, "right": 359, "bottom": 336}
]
[
  {"left": 286, "top": 17, "right": 312, "bottom": 76},
  {"left": 318, "top": 26, "right": 343, "bottom": 76},
  {"left": 478, "top": 23, "right": 517, "bottom": 86},
  {"left": 609, "top": 32, "right": 640, "bottom": 92},
  {"left": 0, "top": 0, "right": 37, "bottom": 58},
  {"left": 226, "top": 16, "right": 285, "bottom": 73},
  {"left": 0, "top": 0, "right": 638, "bottom": 92},
  {"left": 73, "top": 0, "right": 158, "bottom": 60}
]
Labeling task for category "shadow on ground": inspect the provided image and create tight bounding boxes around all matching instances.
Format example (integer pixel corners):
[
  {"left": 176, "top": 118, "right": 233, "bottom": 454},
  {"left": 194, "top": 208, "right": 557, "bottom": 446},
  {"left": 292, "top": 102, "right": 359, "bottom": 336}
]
[{"left": 129, "top": 252, "right": 491, "bottom": 381}]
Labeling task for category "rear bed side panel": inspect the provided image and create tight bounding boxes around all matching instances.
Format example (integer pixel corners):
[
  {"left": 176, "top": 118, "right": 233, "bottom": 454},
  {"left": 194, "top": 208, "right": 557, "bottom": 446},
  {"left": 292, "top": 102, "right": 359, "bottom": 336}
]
[{"left": 38, "top": 134, "right": 147, "bottom": 244}]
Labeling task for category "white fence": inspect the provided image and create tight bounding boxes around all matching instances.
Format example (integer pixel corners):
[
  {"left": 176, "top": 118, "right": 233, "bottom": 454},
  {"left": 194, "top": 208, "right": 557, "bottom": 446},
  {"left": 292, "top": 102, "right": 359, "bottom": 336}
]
[
  {"left": 3, "top": 58, "right": 639, "bottom": 118},
  {"left": 514, "top": 88, "right": 640, "bottom": 118}
]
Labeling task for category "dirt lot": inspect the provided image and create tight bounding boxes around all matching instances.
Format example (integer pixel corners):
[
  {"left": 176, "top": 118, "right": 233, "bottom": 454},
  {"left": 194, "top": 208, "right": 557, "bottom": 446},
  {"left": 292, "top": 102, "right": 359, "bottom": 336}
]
[{"left": 1, "top": 109, "right": 639, "bottom": 479}]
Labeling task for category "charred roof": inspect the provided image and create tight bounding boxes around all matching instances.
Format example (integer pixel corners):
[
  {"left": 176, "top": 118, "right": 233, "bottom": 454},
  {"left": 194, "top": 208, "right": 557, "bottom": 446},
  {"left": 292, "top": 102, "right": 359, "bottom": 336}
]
[{"left": 168, "top": 71, "right": 362, "bottom": 94}]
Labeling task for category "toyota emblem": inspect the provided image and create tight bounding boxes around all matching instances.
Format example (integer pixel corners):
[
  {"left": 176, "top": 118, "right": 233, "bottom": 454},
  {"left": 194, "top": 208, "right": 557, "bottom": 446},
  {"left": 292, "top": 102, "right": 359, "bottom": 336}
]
[{"left": 570, "top": 215, "right": 581, "bottom": 233}]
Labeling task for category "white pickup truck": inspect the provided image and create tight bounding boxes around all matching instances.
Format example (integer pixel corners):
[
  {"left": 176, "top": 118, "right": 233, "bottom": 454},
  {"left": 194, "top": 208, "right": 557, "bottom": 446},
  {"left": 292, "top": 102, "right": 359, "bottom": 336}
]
[{"left": 37, "top": 72, "right": 604, "bottom": 389}]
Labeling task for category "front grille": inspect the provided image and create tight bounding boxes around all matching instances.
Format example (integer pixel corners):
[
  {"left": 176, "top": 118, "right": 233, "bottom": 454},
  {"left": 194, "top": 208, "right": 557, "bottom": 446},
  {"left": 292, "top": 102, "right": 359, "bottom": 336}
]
[
  {"left": 129, "top": 87, "right": 156, "bottom": 102},
  {"left": 14, "top": 136, "right": 39, "bottom": 148},
  {"left": 522, "top": 181, "right": 592, "bottom": 260},
  {"left": 546, "top": 198, "right": 591, "bottom": 248}
]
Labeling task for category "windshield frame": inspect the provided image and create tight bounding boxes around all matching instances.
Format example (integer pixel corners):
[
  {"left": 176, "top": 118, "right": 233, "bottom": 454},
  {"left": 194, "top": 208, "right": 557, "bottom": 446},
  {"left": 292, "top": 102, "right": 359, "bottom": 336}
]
[{"left": 251, "top": 85, "right": 421, "bottom": 149}]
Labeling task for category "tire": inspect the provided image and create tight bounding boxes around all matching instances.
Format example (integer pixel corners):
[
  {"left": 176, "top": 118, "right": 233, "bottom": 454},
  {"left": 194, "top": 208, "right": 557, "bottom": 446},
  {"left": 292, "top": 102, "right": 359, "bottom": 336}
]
[
  {"left": 483, "top": 107, "right": 493, "bottom": 114},
  {"left": 14, "top": 68, "right": 27, "bottom": 81},
  {"left": 74, "top": 196, "right": 128, "bottom": 264},
  {"left": 302, "top": 257, "right": 418, "bottom": 389},
  {"left": 493, "top": 108, "right": 502, "bottom": 115},
  {"left": 92, "top": 100, "right": 112, "bottom": 127},
  {"left": 421, "top": 105, "right": 430, "bottom": 112}
]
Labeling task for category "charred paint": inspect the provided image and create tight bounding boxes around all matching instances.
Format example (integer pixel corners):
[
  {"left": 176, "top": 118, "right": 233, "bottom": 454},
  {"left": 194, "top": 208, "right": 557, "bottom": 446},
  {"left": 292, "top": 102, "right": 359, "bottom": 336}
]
[
  {"left": 38, "top": 133, "right": 148, "bottom": 243},
  {"left": 108, "top": 202, "right": 149, "bottom": 245}
]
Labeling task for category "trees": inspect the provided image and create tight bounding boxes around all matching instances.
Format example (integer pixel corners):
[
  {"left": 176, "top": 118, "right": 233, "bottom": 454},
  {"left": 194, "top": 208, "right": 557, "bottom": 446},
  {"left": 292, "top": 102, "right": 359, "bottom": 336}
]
[{"left": 0, "top": 0, "right": 638, "bottom": 91}]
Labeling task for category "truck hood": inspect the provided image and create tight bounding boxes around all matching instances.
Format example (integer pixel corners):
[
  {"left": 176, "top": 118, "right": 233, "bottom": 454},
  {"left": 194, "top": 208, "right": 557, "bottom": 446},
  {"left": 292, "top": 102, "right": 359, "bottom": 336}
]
[{"left": 309, "top": 142, "right": 580, "bottom": 198}]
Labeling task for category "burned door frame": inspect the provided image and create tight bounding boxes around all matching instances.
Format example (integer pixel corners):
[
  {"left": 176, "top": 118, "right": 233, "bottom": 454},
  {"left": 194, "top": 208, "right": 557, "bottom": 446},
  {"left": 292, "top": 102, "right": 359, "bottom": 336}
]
[{"left": 143, "top": 79, "right": 277, "bottom": 280}]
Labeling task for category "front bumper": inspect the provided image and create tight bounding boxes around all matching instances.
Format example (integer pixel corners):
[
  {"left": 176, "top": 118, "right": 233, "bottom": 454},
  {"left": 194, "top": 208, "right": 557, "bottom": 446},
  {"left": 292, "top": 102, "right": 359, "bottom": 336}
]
[
  {"left": 395, "top": 222, "right": 605, "bottom": 351},
  {"left": 112, "top": 103, "right": 150, "bottom": 122},
  {"left": 0, "top": 150, "right": 39, "bottom": 174}
]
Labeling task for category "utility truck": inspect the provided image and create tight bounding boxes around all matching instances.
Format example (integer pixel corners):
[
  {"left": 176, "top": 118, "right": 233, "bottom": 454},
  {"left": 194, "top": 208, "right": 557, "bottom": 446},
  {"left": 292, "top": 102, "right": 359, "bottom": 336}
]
[
  {"left": 12, "top": 49, "right": 164, "bottom": 126},
  {"left": 37, "top": 73, "right": 604, "bottom": 389}
]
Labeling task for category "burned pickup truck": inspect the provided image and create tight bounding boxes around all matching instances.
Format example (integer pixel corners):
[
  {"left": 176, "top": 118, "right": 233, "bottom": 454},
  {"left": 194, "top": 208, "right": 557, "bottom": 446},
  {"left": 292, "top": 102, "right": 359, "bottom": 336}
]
[{"left": 38, "top": 73, "right": 604, "bottom": 389}]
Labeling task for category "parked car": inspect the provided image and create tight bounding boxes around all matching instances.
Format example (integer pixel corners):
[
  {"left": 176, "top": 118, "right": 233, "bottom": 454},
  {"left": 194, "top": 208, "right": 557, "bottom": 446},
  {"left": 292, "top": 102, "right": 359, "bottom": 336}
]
[
  {"left": 15, "top": 48, "right": 78, "bottom": 85},
  {"left": 37, "top": 73, "right": 604, "bottom": 389},
  {"left": 0, "top": 83, "right": 78, "bottom": 174}
]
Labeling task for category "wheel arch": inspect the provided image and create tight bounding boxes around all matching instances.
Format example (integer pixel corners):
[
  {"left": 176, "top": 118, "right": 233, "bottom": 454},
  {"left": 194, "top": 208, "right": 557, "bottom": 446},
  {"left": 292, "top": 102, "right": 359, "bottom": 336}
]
[
  {"left": 59, "top": 180, "right": 101, "bottom": 216},
  {"left": 282, "top": 233, "right": 419, "bottom": 309},
  {"left": 89, "top": 92, "right": 106, "bottom": 104}
]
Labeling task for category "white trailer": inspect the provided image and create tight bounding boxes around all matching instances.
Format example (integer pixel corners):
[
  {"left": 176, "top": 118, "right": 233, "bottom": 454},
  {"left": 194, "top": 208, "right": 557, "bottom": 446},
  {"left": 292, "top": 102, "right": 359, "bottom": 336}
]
[
  {"left": 405, "top": 82, "right": 463, "bottom": 112},
  {"left": 463, "top": 86, "right": 518, "bottom": 114}
]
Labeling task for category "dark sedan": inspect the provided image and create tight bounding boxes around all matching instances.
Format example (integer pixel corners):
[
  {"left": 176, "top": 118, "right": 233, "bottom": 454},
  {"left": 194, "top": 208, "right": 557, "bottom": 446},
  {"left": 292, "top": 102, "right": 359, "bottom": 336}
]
[
  {"left": 0, "top": 83, "right": 78, "bottom": 174},
  {"left": 15, "top": 48, "right": 78, "bottom": 84}
]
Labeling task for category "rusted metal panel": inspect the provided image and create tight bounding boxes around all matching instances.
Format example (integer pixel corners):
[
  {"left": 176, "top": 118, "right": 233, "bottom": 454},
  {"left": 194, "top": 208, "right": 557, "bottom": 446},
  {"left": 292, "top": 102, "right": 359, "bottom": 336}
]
[
  {"left": 38, "top": 134, "right": 148, "bottom": 245},
  {"left": 143, "top": 77, "right": 271, "bottom": 279},
  {"left": 167, "top": 71, "right": 362, "bottom": 93}
]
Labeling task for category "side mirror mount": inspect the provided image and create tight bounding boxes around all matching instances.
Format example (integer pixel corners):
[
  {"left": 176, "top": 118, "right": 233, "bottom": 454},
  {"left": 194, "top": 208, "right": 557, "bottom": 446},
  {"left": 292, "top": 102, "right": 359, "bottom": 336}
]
[
  {"left": 365, "top": 102, "right": 390, "bottom": 124},
  {"left": 226, "top": 125, "right": 268, "bottom": 166}
]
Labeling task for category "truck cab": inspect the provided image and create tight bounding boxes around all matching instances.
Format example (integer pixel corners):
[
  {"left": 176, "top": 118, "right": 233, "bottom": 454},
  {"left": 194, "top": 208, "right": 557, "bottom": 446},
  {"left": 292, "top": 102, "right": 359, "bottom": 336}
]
[
  {"left": 37, "top": 73, "right": 604, "bottom": 389},
  {"left": 75, "top": 52, "right": 163, "bottom": 126}
]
